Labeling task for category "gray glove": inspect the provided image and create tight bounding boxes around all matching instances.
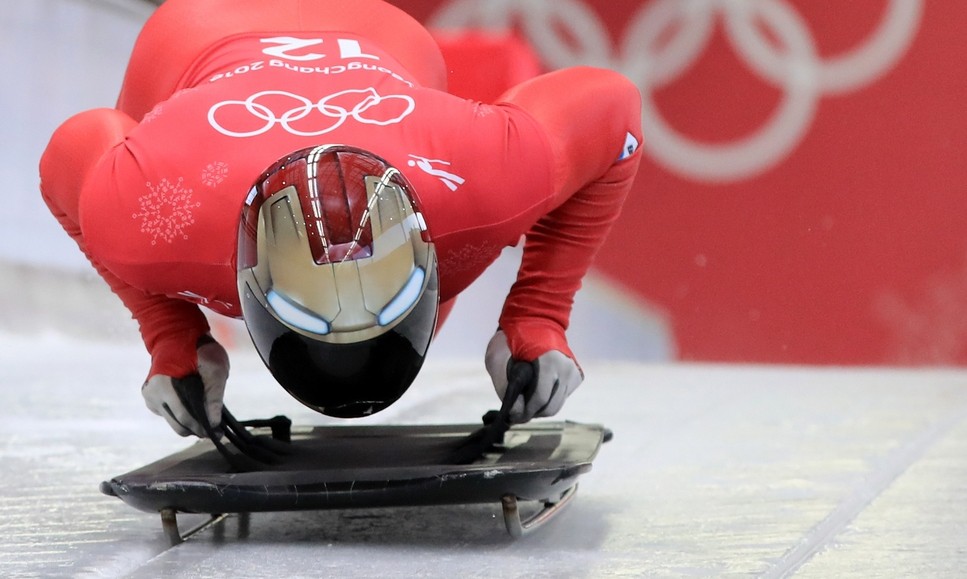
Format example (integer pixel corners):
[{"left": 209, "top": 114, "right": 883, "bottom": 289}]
[
  {"left": 141, "top": 336, "right": 229, "bottom": 437},
  {"left": 485, "top": 329, "right": 583, "bottom": 424}
]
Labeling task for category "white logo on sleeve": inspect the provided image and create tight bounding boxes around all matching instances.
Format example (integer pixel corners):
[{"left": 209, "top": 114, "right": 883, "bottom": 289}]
[
  {"left": 407, "top": 155, "right": 466, "bottom": 191},
  {"left": 618, "top": 132, "right": 640, "bottom": 161}
]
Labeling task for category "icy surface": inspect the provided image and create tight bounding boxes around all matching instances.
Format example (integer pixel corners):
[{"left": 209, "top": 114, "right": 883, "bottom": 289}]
[{"left": 3, "top": 331, "right": 967, "bottom": 577}]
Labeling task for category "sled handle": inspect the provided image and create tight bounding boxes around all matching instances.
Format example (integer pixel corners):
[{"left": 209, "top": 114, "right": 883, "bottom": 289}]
[{"left": 501, "top": 484, "right": 578, "bottom": 539}]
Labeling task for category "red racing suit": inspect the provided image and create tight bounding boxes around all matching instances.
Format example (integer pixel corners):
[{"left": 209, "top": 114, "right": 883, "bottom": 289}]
[{"left": 39, "top": 0, "right": 643, "bottom": 381}]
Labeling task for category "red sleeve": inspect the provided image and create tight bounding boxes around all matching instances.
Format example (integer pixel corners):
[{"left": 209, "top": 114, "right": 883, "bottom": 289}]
[
  {"left": 495, "top": 67, "right": 643, "bottom": 362},
  {"left": 39, "top": 108, "right": 210, "bottom": 379}
]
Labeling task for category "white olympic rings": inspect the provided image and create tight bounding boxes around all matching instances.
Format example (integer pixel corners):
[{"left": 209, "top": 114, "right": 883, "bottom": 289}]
[
  {"left": 429, "top": 0, "right": 923, "bottom": 183},
  {"left": 208, "top": 88, "right": 416, "bottom": 138}
]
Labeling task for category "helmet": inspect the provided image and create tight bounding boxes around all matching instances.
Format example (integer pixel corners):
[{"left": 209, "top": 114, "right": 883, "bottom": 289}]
[{"left": 237, "top": 145, "right": 438, "bottom": 418}]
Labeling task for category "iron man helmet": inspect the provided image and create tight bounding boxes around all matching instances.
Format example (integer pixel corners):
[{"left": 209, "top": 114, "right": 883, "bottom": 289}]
[{"left": 237, "top": 145, "right": 438, "bottom": 418}]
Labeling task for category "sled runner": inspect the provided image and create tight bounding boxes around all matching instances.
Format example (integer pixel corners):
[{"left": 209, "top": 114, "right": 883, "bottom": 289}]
[{"left": 100, "top": 420, "right": 611, "bottom": 544}]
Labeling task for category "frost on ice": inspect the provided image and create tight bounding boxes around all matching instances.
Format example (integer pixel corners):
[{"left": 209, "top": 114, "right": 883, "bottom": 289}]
[{"left": 133, "top": 177, "right": 202, "bottom": 245}]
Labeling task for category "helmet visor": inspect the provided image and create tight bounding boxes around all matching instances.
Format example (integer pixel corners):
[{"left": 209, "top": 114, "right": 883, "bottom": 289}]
[{"left": 240, "top": 265, "right": 438, "bottom": 417}]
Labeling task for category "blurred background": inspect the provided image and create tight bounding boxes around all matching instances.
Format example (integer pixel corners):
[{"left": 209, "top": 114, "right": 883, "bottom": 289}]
[{"left": 3, "top": 0, "right": 961, "bottom": 368}]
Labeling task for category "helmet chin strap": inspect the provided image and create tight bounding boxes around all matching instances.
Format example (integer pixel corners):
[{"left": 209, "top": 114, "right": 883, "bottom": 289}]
[{"left": 340, "top": 166, "right": 401, "bottom": 264}]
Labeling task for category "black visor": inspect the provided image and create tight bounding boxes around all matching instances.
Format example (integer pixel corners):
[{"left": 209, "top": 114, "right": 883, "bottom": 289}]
[{"left": 240, "top": 265, "right": 438, "bottom": 418}]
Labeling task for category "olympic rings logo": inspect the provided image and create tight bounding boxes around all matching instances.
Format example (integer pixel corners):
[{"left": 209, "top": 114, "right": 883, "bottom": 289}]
[
  {"left": 429, "top": 0, "right": 923, "bottom": 183},
  {"left": 208, "top": 88, "right": 416, "bottom": 138}
]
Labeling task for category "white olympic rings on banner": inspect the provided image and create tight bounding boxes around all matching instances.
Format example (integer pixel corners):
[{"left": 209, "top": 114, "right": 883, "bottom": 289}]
[
  {"left": 429, "top": 0, "right": 923, "bottom": 183},
  {"left": 208, "top": 88, "right": 416, "bottom": 138}
]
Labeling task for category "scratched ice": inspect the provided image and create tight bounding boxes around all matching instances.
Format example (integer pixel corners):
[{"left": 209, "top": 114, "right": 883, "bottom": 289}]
[{"left": 5, "top": 330, "right": 967, "bottom": 578}]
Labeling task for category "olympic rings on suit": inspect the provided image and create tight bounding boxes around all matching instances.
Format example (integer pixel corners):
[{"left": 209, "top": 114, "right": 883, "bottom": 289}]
[{"left": 208, "top": 88, "right": 416, "bottom": 138}]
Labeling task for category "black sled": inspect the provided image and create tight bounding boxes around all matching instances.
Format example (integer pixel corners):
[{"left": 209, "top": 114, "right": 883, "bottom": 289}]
[{"left": 100, "top": 361, "right": 610, "bottom": 543}]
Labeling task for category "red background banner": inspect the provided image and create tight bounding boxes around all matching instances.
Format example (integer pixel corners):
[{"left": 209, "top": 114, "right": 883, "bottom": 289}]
[{"left": 396, "top": 0, "right": 966, "bottom": 366}]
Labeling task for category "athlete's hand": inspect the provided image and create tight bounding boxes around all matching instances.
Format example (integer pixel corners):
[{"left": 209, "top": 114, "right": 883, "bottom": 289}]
[
  {"left": 485, "top": 329, "right": 583, "bottom": 424},
  {"left": 142, "top": 336, "right": 229, "bottom": 437}
]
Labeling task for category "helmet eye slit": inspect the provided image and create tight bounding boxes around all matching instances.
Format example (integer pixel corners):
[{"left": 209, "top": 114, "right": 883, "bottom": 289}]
[{"left": 342, "top": 167, "right": 399, "bottom": 264}]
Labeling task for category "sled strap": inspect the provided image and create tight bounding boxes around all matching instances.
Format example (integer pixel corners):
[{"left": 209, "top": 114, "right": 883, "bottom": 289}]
[
  {"left": 446, "top": 360, "right": 536, "bottom": 464},
  {"left": 171, "top": 375, "right": 292, "bottom": 472}
]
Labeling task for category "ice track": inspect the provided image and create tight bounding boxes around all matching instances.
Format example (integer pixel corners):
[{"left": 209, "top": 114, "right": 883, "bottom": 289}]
[{"left": 3, "top": 332, "right": 967, "bottom": 578}]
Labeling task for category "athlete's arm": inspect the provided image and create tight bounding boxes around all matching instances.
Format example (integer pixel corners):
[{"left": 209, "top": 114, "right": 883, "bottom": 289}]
[
  {"left": 494, "top": 66, "right": 644, "bottom": 362},
  {"left": 39, "top": 108, "right": 211, "bottom": 379}
]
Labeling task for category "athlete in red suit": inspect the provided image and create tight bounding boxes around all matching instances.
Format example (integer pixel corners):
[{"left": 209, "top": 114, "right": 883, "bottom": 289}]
[{"left": 40, "top": 0, "right": 642, "bottom": 436}]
